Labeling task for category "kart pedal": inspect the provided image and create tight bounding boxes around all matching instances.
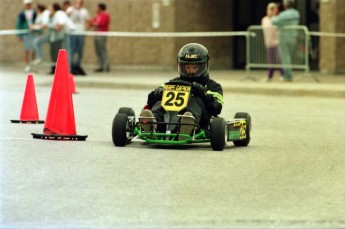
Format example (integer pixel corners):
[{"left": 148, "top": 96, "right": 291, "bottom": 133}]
[
  {"left": 177, "top": 114, "right": 196, "bottom": 120},
  {"left": 179, "top": 111, "right": 195, "bottom": 140},
  {"left": 139, "top": 109, "right": 157, "bottom": 133}
]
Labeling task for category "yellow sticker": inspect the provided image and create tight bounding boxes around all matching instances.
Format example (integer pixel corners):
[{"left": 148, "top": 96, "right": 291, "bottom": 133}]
[
  {"left": 161, "top": 84, "right": 191, "bottom": 112},
  {"left": 233, "top": 120, "right": 247, "bottom": 139}
]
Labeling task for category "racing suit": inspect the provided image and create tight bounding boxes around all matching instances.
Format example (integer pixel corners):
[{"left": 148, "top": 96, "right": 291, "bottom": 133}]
[{"left": 147, "top": 74, "right": 223, "bottom": 128}]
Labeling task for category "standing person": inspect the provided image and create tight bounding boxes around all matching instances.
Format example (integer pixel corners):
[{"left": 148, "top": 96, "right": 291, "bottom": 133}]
[
  {"left": 272, "top": 0, "right": 300, "bottom": 82},
  {"left": 261, "top": 2, "right": 284, "bottom": 82},
  {"left": 47, "top": 3, "right": 67, "bottom": 74},
  {"left": 16, "top": 0, "right": 37, "bottom": 73},
  {"left": 30, "top": 4, "right": 50, "bottom": 69},
  {"left": 89, "top": 3, "right": 111, "bottom": 72},
  {"left": 69, "top": 0, "right": 90, "bottom": 75},
  {"left": 62, "top": 0, "right": 74, "bottom": 65}
]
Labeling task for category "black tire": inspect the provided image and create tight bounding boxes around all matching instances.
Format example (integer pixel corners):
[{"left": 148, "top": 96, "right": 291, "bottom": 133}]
[
  {"left": 118, "top": 107, "right": 135, "bottom": 117},
  {"left": 112, "top": 113, "right": 129, "bottom": 147},
  {"left": 233, "top": 112, "right": 251, "bottom": 147},
  {"left": 118, "top": 107, "right": 136, "bottom": 142},
  {"left": 210, "top": 117, "right": 227, "bottom": 151}
]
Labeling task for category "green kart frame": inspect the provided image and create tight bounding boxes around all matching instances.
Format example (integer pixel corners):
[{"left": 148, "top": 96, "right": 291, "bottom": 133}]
[
  {"left": 112, "top": 81, "right": 251, "bottom": 151},
  {"left": 112, "top": 107, "right": 251, "bottom": 151}
]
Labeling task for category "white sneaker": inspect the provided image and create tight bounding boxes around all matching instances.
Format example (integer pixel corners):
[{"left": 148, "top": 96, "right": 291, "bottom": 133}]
[
  {"left": 32, "top": 58, "right": 42, "bottom": 66},
  {"left": 139, "top": 109, "right": 157, "bottom": 132},
  {"left": 24, "top": 65, "right": 31, "bottom": 73},
  {"left": 179, "top": 111, "right": 195, "bottom": 140}
]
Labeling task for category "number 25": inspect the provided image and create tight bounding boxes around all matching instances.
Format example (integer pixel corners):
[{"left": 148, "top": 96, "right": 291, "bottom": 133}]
[{"left": 164, "top": 92, "right": 185, "bottom": 107}]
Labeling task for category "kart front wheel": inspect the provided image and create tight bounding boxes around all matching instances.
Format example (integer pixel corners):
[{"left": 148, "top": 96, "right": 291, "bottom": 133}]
[
  {"left": 233, "top": 112, "right": 251, "bottom": 147},
  {"left": 112, "top": 113, "right": 131, "bottom": 147},
  {"left": 210, "top": 117, "right": 228, "bottom": 151},
  {"left": 118, "top": 107, "right": 135, "bottom": 117}
]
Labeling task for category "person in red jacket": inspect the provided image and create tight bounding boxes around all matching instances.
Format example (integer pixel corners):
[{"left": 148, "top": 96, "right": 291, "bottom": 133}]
[{"left": 89, "top": 3, "right": 110, "bottom": 72}]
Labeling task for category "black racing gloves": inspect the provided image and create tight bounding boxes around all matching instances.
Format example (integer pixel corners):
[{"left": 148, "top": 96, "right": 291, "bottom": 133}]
[
  {"left": 191, "top": 82, "right": 206, "bottom": 99},
  {"left": 147, "top": 87, "right": 163, "bottom": 107}
]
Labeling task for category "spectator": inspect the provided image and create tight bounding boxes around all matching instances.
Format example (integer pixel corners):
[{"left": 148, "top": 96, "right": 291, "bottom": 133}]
[
  {"left": 62, "top": 0, "right": 74, "bottom": 16},
  {"left": 62, "top": 0, "right": 76, "bottom": 70},
  {"left": 272, "top": 0, "right": 300, "bottom": 82},
  {"left": 89, "top": 3, "right": 111, "bottom": 72},
  {"left": 30, "top": 4, "right": 50, "bottom": 69},
  {"left": 69, "top": 0, "right": 90, "bottom": 76},
  {"left": 308, "top": 1, "right": 320, "bottom": 62},
  {"left": 261, "top": 2, "right": 284, "bottom": 82},
  {"left": 47, "top": 3, "right": 68, "bottom": 74},
  {"left": 16, "top": 0, "right": 37, "bottom": 73}
]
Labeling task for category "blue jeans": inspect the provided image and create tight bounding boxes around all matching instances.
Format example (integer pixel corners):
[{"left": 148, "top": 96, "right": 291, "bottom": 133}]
[
  {"left": 70, "top": 35, "right": 85, "bottom": 66},
  {"left": 32, "top": 34, "right": 49, "bottom": 60},
  {"left": 21, "top": 33, "right": 35, "bottom": 50},
  {"left": 278, "top": 38, "right": 297, "bottom": 80}
]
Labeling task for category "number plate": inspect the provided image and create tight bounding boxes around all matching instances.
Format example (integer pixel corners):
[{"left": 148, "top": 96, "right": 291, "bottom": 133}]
[
  {"left": 161, "top": 84, "right": 191, "bottom": 112},
  {"left": 228, "top": 120, "right": 247, "bottom": 140}
]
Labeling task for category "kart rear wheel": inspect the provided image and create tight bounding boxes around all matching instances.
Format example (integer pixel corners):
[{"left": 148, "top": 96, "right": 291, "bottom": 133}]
[
  {"left": 233, "top": 112, "right": 251, "bottom": 147},
  {"left": 210, "top": 117, "right": 227, "bottom": 151},
  {"left": 112, "top": 113, "right": 130, "bottom": 147}
]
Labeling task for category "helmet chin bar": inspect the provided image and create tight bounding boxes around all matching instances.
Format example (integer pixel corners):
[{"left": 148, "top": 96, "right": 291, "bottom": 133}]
[
  {"left": 178, "top": 62, "right": 208, "bottom": 78},
  {"left": 186, "top": 73, "right": 198, "bottom": 78}
]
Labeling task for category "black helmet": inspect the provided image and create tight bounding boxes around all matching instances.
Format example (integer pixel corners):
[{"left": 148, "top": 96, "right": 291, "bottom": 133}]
[{"left": 177, "top": 43, "right": 209, "bottom": 83}]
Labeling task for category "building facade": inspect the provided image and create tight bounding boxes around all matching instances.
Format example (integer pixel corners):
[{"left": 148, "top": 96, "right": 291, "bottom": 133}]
[{"left": 0, "top": 0, "right": 343, "bottom": 73}]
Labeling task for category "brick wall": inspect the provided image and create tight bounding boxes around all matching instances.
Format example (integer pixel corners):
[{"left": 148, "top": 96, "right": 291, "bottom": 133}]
[
  {"left": 335, "top": 0, "right": 345, "bottom": 73},
  {"left": 174, "top": 0, "right": 233, "bottom": 69},
  {"left": 319, "top": 0, "right": 345, "bottom": 73},
  {"left": 4, "top": 0, "right": 342, "bottom": 72},
  {"left": 0, "top": 0, "right": 233, "bottom": 69}
]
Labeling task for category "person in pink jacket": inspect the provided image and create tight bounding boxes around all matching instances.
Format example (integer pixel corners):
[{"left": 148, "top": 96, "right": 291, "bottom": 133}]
[{"left": 261, "top": 2, "right": 283, "bottom": 81}]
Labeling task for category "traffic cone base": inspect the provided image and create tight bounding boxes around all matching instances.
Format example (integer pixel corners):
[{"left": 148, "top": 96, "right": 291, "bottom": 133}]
[
  {"left": 11, "top": 119, "right": 44, "bottom": 124},
  {"left": 32, "top": 49, "right": 87, "bottom": 141},
  {"left": 32, "top": 133, "right": 87, "bottom": 141}
]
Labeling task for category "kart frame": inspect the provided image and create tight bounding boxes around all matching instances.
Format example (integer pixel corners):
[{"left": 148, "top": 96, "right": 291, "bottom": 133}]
[{"left": 112, "top": 109, "right": 251, "bottom": 151}]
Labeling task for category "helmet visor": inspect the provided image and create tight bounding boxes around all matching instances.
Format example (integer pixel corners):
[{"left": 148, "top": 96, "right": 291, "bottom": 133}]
[{"left": 178, "top": 63, "right": 207, "bottom": 78}]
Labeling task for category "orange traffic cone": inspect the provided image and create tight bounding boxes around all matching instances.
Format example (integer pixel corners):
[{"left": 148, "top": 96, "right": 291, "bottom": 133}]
[
  {"left": 11, "top": 74, "right": 44, "bottom": 124},
  {"left": 32, "top": 49, "right": 87, "bottom": 140},
  {"left": 69, "top": 73, "right": 78, "bottom": 94}
]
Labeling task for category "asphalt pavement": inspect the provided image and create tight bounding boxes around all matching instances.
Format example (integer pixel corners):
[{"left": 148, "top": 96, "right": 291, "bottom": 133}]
[
  {"left": 1, "top": 62, "right": 345, "bottom": 99},
  {"left": 1, "top": 63, "right": 345, "bottom": 228}
]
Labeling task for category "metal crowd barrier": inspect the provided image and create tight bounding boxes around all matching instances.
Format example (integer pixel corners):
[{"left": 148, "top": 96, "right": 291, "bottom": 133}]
[
  {"left": 0, "top": 29, "right": 249, "bottom": 38},
  {"left": 245, "top": 25, "right": 316, "bottom": 81},
  {"left": 1, "top": 28, "right": 344, "bottom": 82}
]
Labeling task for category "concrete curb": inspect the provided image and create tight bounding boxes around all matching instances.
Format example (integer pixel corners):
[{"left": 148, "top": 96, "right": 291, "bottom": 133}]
[{"left": 39, "top": 81, "right": 345, "bottom": 98}]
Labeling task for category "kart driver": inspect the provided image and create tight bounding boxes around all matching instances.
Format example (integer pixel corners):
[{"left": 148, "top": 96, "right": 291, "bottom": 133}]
[{"left": 140, "top": 43, "right": 224, "bottom": 137}]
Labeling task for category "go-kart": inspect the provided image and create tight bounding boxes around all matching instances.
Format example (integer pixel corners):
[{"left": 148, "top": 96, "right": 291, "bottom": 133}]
[{"left": 112, "top": 81, "right": 251, "bottom": 151}]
